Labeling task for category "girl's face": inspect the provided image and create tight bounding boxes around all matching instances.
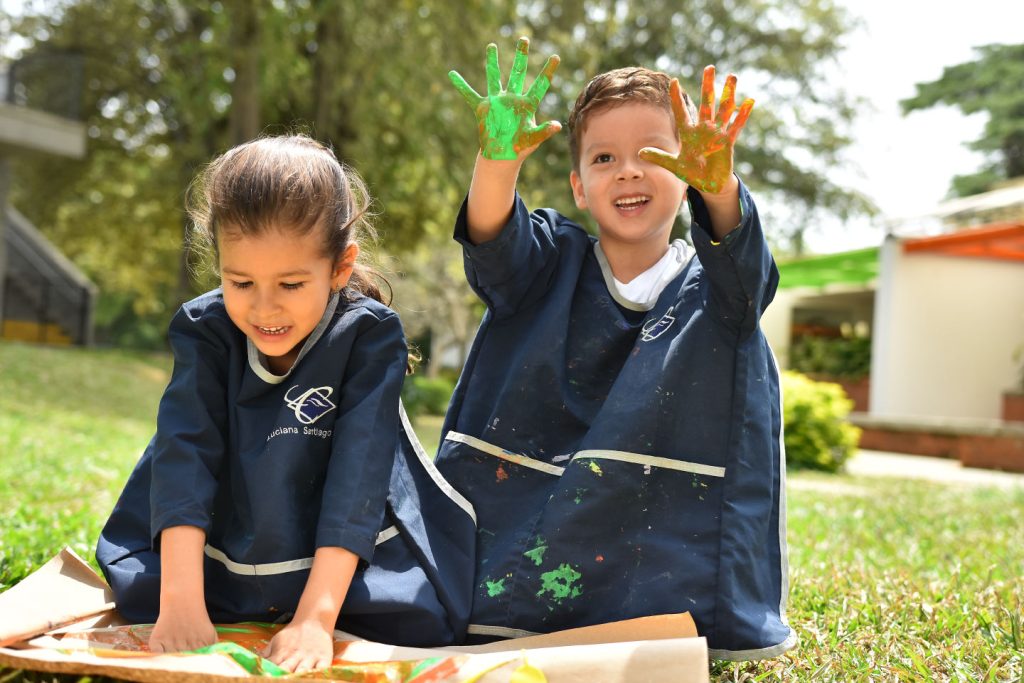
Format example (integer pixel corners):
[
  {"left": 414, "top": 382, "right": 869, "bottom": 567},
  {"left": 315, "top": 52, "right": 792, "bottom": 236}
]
[{"left": 219, "top": 226, "right": 356, "bottom": 374}]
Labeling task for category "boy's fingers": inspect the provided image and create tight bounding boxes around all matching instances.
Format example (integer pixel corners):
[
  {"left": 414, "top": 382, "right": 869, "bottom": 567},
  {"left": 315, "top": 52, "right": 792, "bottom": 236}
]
[
  {"left": 448, "top": 70, "right": 482, "bottom": 107},
  {"left": 727, "top": 98, "right": 755, "bottom": 143},
  {"left": 485, "top": 43, "right": 501, "bottom": 96},
  {"left": 517, "top": 120, "right": 562, "bottom": 151},
  {"left": 699, "top": 65, "right": 716, "bottom": 123},
  {"left": 507, "top": 36, "right": 530, "bottom": 94},
  {"left": 669, "top": 79, "right": 694, "bottom": 130},
  {"left": 638, "top": 146, "right": 679, "bottom": 173},
  {"left": 525, "top": 54, "right": 560, "bottom": 106},
  {"left": 716, "top": 74, "right": 737, "bottom": 128}
]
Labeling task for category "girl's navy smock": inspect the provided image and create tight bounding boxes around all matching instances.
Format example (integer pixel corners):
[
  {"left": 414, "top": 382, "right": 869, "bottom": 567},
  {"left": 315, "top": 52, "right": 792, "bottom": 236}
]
[
  {"left": 97, "top": 290, "right": 476, "bottom": 646},
  {"left": 434, "top": 180, "right": 796, "bottom": 660}
]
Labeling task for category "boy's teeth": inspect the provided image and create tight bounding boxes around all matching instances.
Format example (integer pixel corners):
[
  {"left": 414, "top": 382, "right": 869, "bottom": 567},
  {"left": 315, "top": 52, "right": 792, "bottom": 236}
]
[
  {"left": 260, "top": 326, "right": 287, "bottom": 335},
  {"left": 615, "top": 196, "right": 649, "bottom": 207}
]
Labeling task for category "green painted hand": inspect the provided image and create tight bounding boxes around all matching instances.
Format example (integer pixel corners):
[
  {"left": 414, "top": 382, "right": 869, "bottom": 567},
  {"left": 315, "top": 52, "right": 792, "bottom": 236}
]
[
  {"left": 639, "top": 65, "right": 755, "bottom": 194},
  {"left": 448, "top": 37, "right": 561, "bottom": 160}
]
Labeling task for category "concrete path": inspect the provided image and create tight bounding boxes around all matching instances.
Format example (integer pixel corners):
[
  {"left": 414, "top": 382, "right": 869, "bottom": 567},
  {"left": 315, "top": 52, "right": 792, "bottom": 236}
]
[{"left": 844, "top": 449, "right": 1024, "bottom": 489}]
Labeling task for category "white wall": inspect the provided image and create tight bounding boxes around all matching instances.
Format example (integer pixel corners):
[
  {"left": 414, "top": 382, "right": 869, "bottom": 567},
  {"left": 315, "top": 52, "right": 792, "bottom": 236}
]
[
  {"left": 762, "top": 289, "right": 797, "bottom": 368},
  {"left": 871, "top": 237, "right": 1024, "bottom": 420}
]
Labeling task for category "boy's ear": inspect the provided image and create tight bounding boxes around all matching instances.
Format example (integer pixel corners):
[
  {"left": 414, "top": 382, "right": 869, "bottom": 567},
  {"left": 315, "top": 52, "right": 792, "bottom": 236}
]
[
  {"left": 332, "top": 243, "right": 360, "bottom": 290},
  {"left": 569, "top": 170, "right": 588, "bottom": 210}
]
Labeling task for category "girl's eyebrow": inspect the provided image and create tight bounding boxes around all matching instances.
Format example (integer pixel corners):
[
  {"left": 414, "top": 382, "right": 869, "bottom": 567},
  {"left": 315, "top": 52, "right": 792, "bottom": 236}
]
[{"left": 221, "top": 267, "right": 313, "bottom": 277}]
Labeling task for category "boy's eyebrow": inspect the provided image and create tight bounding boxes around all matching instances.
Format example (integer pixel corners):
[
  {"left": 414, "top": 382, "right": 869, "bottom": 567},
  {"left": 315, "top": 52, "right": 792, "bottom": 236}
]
[{"left": 221, "top": 267, "right": 313, "bottom": 278}]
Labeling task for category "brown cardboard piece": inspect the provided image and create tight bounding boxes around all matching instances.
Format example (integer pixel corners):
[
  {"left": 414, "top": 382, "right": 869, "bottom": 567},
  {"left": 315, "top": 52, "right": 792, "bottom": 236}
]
[{"left": 0, "top": 547, "right": 709, "bottom": 682}]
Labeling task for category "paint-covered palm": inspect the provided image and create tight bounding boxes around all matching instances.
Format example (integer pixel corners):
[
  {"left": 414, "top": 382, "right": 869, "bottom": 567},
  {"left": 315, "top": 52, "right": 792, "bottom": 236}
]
[
  {"left": 639, "top": 66, "right": 755, "bottom": 194},
  {"left": 449, "top": 37, "right": 560, "bottom": 161}
]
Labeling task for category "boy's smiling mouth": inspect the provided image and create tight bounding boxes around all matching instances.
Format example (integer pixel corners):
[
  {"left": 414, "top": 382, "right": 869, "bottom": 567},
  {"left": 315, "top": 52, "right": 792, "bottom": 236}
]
[
  {"left": 257, "top": 325, "right": 290, "bottom": 336},
  {"left": 614, "top": 194, "right": 651, "bottom": 211}
]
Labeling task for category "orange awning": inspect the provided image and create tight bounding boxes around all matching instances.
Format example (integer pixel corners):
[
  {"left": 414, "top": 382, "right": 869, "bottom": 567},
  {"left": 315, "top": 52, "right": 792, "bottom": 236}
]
[{"left": 903, "top": 222, "right": 1024, "bottom": 262}]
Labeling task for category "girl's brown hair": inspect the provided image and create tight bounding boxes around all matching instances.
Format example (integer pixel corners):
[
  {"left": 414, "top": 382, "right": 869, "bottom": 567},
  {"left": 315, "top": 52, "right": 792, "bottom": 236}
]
[{"left": 187, "top": 134, "right": 389, "bottom": 305}]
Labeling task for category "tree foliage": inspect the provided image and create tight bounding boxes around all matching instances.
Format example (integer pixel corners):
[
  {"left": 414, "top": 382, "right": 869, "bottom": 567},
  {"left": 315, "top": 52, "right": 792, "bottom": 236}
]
[
  {"left": 7, "top": 0, "right": 867, "bottom": 348},
  {"left": 901, "top": 43, "right": 1024, "bottom": 197}
]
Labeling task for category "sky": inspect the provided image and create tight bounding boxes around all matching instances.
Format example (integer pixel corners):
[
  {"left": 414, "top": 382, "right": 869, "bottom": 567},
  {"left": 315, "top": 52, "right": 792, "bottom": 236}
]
[{"left": 802, "top": 0, "right": 1024, "bottom": 253}]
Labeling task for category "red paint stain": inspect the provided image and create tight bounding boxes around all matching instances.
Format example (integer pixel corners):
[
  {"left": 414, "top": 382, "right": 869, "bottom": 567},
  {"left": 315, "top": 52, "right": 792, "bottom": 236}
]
[
  {"left": 596, "top": 555, "right": 604, "bottom": 562},
  {"left": 496, "top": 462, "right": 509, "bottom": 482}
]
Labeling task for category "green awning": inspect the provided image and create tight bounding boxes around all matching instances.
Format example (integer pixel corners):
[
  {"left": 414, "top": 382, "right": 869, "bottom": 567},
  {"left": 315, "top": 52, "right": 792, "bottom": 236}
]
[{"left": 777, "top": 247, "right": 879, "bottom": 290}]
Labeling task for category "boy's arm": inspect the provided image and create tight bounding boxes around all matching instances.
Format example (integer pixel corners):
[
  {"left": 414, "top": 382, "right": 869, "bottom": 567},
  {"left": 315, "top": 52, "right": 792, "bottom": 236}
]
[
  {"left": 265, "top": 547, "right": 359, "bottom": 673},
  {"left": 149, "top": 525, "right": 216, "bottom": 653},
  {"left": 449, "top": 37, "right": 561, "bottom": 244},
  {"left": 639, "top": 66, "right": 753, "bottom": 240}
]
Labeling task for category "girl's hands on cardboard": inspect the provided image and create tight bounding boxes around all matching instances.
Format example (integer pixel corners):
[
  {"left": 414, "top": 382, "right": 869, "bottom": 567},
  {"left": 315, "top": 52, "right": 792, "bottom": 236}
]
[
  {"left": 449, "top": 36, "right": 561, "bottom": 160},
  {"left": 264, "top": 618, "right": 335, "bottom": 673},
  {"left": 149, "top": 602, "right": 217, "bottom": 653},
  {"left": 640, "top": 65, "right": 754, "bottom": 194}
]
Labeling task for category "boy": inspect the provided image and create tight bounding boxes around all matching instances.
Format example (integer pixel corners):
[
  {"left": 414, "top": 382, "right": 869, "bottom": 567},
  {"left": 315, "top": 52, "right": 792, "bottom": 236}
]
[{"left": 440, "top": 37, "right": 795, "bottom": 660}]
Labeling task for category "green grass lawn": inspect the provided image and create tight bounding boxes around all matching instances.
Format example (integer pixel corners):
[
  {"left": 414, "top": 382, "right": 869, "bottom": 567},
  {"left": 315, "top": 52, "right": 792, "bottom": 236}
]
[{"left": 1, "top": 340, "right": 1022, "bottom": 681}]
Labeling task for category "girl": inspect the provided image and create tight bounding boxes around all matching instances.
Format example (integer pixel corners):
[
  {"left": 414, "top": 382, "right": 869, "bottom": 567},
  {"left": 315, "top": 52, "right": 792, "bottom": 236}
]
[{"left": 97, "top": 135, "right": 476, "bottom": 671}]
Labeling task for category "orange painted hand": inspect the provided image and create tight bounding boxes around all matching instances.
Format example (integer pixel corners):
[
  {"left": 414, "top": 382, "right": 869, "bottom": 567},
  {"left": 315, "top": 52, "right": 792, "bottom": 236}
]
[
  {"left": 639, "top": 65, "right": 754, "bottom": 194},
  {"left": 448, "top": 37, "right": 561, "bottom": 160}
]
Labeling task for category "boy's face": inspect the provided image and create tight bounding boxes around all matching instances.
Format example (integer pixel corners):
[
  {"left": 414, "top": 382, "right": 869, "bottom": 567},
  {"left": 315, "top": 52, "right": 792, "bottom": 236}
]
[{"left": 569, "top": 103, "right": 685, "bottom": 253}]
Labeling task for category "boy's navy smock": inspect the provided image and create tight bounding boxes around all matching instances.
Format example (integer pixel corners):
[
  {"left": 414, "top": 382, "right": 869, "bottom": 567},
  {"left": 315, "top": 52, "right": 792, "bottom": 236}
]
[
  {"left": 97, "top": 290, "right": 476, "bottom": 646},
  {"left": 434, "top": 179, "right": 796, "bottom": 660}
]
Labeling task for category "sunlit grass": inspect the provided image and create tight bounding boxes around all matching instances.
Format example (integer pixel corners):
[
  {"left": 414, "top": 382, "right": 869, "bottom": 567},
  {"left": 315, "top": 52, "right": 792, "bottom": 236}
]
[{"left": 1, "top": 341, "right": 1022, "bottom": 681}]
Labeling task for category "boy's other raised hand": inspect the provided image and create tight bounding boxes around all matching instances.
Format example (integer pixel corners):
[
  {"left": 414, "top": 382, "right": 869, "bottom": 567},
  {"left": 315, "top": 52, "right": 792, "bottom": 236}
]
[
  {"left": 639, "top": 66, "right": 754, "bottom": 194},
  {"left": 448, "top": 37, "right": 561, "bottom": 160}
]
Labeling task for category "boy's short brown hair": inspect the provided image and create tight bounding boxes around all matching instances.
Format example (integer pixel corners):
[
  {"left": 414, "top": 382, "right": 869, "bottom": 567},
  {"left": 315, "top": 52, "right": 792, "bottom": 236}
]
[{"left": 567, "top": 67, "right": 696, "bottom": 171}]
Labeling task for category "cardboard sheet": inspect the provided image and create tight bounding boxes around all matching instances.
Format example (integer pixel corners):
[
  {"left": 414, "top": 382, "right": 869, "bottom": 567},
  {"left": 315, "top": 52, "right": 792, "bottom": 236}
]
[{"left": 0, "top": 547, "right": 709, "bottom": 682}]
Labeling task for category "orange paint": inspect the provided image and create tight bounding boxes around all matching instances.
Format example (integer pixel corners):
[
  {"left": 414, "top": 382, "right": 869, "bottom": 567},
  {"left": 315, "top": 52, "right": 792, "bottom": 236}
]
[
  {"left": 596, "top": 555, "right": 604, "bottom": 562},
  {"left": 496, "top": 462, "right": 509, "bottom": 482}
]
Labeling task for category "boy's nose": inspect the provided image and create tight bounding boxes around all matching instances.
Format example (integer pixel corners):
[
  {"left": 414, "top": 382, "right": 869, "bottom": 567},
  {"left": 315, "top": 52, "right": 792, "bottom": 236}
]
[
  {"left": 253, "top": 289, "right": 282, "bottom": 314},
  {"left": 616, "top": 157, "right": 644, "bottom": 181}
]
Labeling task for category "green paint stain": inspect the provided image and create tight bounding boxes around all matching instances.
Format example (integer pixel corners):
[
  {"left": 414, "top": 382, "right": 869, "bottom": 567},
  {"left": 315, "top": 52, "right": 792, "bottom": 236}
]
[
  {"left": 588, "top": 461, "right": 603, "bottom": 476},
  {"left": 523, "top": 539, "right": 548, "bottom": 566},
  {"left": 188, "top": 641, "right": 287, "bottom": 677},
  {"left": 574, "top": 488, "right": 586, "bottom": 504},
  {"left": 536, "top": 563, "right": 583, "bottom": 604},
  {"left": 485, "top": 578, "right": 507, "bottom": 596},
  {"left": 213, "top": 625, "right": 255, "bottom": 634}
]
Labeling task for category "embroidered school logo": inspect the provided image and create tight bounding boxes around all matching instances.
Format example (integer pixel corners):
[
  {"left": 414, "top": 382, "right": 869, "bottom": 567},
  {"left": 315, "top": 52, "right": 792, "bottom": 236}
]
[
  {"left": 284, "top": 385, "right": 337, "bottom": 424},
  {"left": 641, "top": 306, "right": 676, "bottom": 342}
]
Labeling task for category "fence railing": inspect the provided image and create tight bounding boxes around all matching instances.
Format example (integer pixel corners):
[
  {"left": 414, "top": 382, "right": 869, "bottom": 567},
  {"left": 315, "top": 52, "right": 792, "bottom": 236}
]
[{"left": 2, "top": 50, "right": 84, "bottom": 121}]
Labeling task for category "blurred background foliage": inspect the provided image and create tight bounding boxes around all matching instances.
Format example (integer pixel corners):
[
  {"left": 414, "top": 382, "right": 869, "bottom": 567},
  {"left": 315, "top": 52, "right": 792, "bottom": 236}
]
[{"left": 4, "top": 0, "right": 873, "bottom": 355}]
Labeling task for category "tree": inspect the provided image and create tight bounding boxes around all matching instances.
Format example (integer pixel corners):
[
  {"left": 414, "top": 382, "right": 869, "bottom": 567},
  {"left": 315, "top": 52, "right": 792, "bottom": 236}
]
[
  {"left": 7, "top": 0, "right": 868, "bottom": 348},
  {"left": 901, "top": 43, "right": 1024, "bottom": 197}
]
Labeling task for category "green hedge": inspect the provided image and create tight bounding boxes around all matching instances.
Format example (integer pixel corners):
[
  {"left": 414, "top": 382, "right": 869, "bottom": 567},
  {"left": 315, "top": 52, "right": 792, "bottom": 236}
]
[
  {"left": 782, "top": 371, "right": 860, "bottom": 472},
  {"left": 402, "top": 374, "right": 455, "bottom": 418},
  {"left": 790, "top": 335, "right": 871, "bottom": 379}
]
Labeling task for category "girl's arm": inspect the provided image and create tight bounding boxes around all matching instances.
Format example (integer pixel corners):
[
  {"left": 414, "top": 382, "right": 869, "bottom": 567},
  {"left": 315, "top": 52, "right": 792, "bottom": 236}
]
[
  {"left": 265, "top": 547, "right": 359, "bottom": 672},
  {"left": 149, "top": 525, "right": 217, "bottom": 652}
]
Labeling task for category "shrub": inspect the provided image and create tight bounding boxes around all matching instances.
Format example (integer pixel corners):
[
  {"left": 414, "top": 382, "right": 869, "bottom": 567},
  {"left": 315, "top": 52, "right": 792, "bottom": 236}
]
[
  {"left": 790, "top": 334, "right": 871, "bottom": 378},
  {"left": 782, "top": 371, "right": 860, "bottom": 472},
  {"left": 402, "top": 374, "right": 455, "bottom": 418}
]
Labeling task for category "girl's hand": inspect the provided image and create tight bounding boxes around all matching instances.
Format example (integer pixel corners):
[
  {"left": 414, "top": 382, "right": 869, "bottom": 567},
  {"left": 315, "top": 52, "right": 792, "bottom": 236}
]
[
  {"left": 449, "top": 36, "right": 561, "bottom": 160},
  {"left": 639, "top": 65, "right": 755, "bottom": 194},
  {"left": 149, "top": 603, "right": 217, "bottom": 653},
  {"left": 265, "top": 619, "right": 335, "bottom": 673}
]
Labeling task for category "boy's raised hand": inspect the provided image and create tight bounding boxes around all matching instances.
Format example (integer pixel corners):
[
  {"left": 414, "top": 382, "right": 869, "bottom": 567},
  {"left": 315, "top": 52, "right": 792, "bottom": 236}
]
[
  {"left": 639, "top": 66, "right": 754, "bottom": 194},
  {"left": 449, "top": 37, "right": 561, "bottom": 160}
]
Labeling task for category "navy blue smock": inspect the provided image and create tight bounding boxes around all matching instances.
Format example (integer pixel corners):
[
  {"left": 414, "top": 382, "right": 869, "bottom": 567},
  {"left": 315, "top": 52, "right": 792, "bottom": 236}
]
[
  {"left": 434, "top": 180, "right": 796, "bottom": 660},
  {"left": 96, "top": 290, "right": 476, "bottom": 646}
]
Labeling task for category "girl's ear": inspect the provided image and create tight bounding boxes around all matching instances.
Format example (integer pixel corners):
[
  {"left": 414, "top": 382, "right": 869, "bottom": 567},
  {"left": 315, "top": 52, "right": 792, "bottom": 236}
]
[{"left": 332, "top": 243, "right": 360, "bottom": 291}]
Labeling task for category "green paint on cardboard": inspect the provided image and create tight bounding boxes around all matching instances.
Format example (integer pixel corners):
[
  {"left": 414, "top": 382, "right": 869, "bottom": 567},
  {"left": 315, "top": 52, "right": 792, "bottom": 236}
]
[{"left": 588, "top": 461, "right": 603, "bottom": 476}]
